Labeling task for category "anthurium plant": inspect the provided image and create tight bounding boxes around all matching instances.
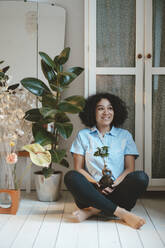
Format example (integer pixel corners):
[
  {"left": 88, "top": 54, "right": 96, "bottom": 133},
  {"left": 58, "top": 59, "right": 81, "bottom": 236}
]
[{"left": 21, "top": 47, "right": 85, "bottom": 178}]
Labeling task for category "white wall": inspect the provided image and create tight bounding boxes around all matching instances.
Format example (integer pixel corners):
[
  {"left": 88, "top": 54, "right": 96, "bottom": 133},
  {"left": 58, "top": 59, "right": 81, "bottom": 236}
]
[{"left": 54, "top": 0, "right": 85, "bottom": 180}]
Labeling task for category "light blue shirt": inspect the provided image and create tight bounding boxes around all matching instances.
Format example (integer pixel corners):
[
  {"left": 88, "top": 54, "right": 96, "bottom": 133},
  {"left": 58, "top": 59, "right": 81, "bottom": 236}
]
[{"left": 70, "top": 126, "right": 139, "bottom": 182}]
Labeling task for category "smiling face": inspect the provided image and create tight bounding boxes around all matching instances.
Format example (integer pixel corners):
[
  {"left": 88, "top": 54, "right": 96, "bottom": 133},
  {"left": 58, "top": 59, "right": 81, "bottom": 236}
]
[{"left": 95, "top": 98, "right": 114, "bottom": 130}]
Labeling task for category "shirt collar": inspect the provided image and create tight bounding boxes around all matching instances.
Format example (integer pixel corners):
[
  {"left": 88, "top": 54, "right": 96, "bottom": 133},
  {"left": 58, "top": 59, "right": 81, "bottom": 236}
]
[{"left": 90, "top": 126, "right": 118, "bottom": 136}]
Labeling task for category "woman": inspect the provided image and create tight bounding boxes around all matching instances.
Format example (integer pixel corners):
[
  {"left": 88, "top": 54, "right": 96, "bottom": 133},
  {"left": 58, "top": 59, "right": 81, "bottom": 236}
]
[{"left": 64, "top": 93, "right": 149, "bottom": 229}]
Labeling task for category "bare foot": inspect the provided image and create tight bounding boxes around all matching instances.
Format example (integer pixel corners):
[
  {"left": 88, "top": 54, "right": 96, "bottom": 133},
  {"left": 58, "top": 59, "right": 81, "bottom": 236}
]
[
  {"left": 114, "top": 207, "right": 146, "bottom": 229},
  {"left": 72, "top": 207, "right": 100, "bottom": 222}
]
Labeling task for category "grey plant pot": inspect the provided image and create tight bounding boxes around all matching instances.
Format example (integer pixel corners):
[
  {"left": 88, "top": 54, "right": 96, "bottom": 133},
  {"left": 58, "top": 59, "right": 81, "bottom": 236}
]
[{"left": 34, "top": 171, "right": 62, "bottom": 202}]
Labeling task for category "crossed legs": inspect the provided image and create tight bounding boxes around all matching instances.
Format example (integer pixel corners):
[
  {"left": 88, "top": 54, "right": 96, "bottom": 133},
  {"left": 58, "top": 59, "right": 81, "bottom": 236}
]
[{"left": 64, "top": 170, "right": 149, "bottom": 229}]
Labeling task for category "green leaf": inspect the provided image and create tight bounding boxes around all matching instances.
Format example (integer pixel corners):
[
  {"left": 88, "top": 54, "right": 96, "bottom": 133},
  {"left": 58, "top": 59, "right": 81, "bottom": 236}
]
[
  {"left": 42, "top": 94, "right": 57, "bottom": 108},
  {"left": 0, "top": 71, "right": 5, "bottom": 77},
  {"left": 7, "top": 83, "right": 19, "bottom": 91},
  {"left": 64, "top": 95, "right": 85, "bottom": 109},
  {"left": 60, "top": 159, "right": 69, "bottom": 168},
  {"left": 32, "top": 124, "right": 55, "bottom": 145},
  {"left": 58, "top": 101, "right": 82, "bottom": 113},
  {"left": 21, "top": 78, "right": 51, "bottom": 96},
  {"left": 53, "top": 56, "right": 63, "bottom": 72},
  {"left": 41, "top": 59, "right": 57, "bottom": 84},
  {"left": 2, "top": 66, "right": 10, "bottom": 73},
  {"left": 57, "top": 47, "right": 70, "bottom": 65},
  {"left": 58, "top": 72, "right": 77, "bottom": 87},
  {"left": 0, "top": 61, "right": 4, "bottom": 64},
  {"left": 55, "top": 112, "right": 70, "bottom": 123},
  {"left": 49, "top": 84, "right": 63, "bottom": 93},
  {"left": 39, "top": 107, "right": 57, "bottom": 118},
  {"left": 39, "top": 52, "right": 56, "bottom": 69},
  {"left": 24, "top": 108, "right": 43, "bottom": 122},
  {"left": 68, "top": 67, "right": 84, "bottom": 76},
  {"left": 51, "top": 149, "right": 66, "bottom": 163},
  {"left": 55, "top": 122, "right": 73, "bottom": 139},
  {"left": 42, "top": 167, "right": 54, "bottom": 178}
]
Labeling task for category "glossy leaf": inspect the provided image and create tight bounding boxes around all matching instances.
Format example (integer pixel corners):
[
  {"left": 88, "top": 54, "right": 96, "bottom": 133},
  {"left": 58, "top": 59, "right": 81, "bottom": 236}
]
[
  {"left": 58, "top": 72, "right": 77, "bottom": 86},
  {"left": 55, "top": 112, "right": 70, "bottom": 123},
  {"left": 41, "top": 59, "right": 57, "bottom": 84},
  {"left": 53, "top": 56, "right": 63, "bottom": 72},
  {"left": 51, "top": 149, "right": 66, "bottom": 163},
  {"left": 64, "top": 95, "right": 85, "bottom": 109},
  {"left": 21, "top": 78, "right": 51, "bottom": 96},
  {"left": 58, "top": 101, "right": 82, "bottom": 113},
  {"left": 42, "top": 94, "right": 57, "bottom": 108},
  {"left": 55, "top": 122, "right": 73, "bottom": 139},
  {"left": 24, "top": 108, "right": 43, "bottom": 122},
  {"left": 39, "top": 52, "right": 56, "bottom": 69},
  {"left": 49, "top": 84, "right": 63, "bottom": 93},
  {"left": 60, "top": 159, "right": 69, "bottom": 168},
  {"left": 57, "top": 47, "right": 70, "bottom": 65},
  {"left": 39, "top": 107, "right": 57, "bottom": 118},
  {"left": 32, "top": 124, "right": 55, "bottom": 145},
  {"left": 68, "top": 67, "right": 84, "bottom": 76}
]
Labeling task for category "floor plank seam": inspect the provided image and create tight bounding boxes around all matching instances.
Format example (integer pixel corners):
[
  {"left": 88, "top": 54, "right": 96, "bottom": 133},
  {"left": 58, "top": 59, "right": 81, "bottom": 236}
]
[
  {"left": 32, "top": 202, "right": 50, "bottom": 248},
  {"left": 115, "top": 220, "right": 122, "bottom": 248},
  {"left": 9, "top": 205, "right": 34, "bottom": 248},
  {"left": 53, "top": 192, "right": 67, "bottom": 248},
  {"left": 97, "top": 217, "right": 100, "bottom": 248},
  {"left": 140, "top": 199, "right": 165, "bottom": 247},
  {"left": 136, "top": 229, "right": 145, "bottom": 248}
]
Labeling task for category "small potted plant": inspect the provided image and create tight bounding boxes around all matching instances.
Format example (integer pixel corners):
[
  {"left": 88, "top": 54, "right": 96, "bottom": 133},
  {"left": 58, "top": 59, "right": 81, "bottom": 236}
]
[
  {"left": 94, "top": 146, "right": 114, "bottom": 190},
  {"left": 21, "top": 47, "right": 85, "bottom": 201}
]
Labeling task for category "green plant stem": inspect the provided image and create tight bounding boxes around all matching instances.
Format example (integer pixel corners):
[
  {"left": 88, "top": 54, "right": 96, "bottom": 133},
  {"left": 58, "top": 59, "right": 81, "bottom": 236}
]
[
  {"left": 102, "top": 157, "right": 106, "bottom": 170},
  {"left": 13, "top": 163, "right": 18, "bottom": 190}
]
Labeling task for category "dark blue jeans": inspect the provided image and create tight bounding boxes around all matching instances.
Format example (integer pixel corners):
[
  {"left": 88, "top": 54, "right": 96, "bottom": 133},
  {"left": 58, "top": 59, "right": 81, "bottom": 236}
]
[{"left": 64, "top": 170, "right": 149, "bottom": 216}]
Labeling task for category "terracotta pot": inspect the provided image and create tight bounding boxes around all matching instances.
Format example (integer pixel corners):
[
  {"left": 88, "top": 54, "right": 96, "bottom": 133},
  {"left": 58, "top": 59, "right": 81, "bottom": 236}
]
[{"left": 0, "top": 189, "right": 20, "bottom": 215}]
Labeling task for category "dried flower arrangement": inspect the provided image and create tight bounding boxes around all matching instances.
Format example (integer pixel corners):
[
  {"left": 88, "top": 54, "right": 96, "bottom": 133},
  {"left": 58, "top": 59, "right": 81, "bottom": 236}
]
[{"left": 0, "top": 60, "right": 34, "bottom": 189}]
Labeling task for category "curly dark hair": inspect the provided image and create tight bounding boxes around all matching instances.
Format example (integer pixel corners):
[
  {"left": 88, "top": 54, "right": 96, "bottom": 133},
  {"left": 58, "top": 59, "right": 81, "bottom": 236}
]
[{"left": 79, "top": 93, "right": 128, "bottom": 128}]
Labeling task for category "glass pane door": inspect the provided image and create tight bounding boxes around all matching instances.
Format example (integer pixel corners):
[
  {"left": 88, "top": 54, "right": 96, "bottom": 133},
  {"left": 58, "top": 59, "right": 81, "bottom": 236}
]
[
  {"left": 96, "top": 0, "right": 136, "bottom": 67},
  {"left": 145, "top": 0, "right": 165, "bottom": 186},
  {"left": 96, "top": 75, "right": 135, "bottom": 135},
  {"left": 152, "top": 0, "right": 165, "bottom": 180}
]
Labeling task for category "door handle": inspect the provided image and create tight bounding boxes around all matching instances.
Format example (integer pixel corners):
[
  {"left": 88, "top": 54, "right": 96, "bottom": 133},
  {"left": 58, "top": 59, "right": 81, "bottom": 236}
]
[
  {"left": 137, "top": 54, "right": 142, "bottom": 59},
  {"left": 146, "top": 53, "right": 152, "bottom": 59}
]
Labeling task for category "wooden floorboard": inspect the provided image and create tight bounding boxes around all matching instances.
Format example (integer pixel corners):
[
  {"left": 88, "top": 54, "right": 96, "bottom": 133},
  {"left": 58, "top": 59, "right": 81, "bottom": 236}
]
[{"left": 0, "top": 191, "right": 164, "bottom": 248}]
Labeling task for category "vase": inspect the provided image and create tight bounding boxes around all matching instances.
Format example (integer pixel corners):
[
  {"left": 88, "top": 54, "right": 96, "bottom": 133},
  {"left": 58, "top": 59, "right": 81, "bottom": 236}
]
[
  {"left": 0, "top": 189, "right": 20, "bottom": 215},
  {"left": 34, "top": 171, "right": 62, "bottom": 202}
]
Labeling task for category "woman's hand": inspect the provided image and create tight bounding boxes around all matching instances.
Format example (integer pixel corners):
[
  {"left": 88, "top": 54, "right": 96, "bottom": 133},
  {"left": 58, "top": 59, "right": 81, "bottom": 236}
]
[{"left": 101, "top": 186, "right": 114, "bottom": 195}]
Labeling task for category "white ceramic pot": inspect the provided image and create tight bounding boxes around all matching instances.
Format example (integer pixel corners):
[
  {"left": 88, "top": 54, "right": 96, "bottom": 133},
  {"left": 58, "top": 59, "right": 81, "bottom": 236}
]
[{"left": 34, "top": 171, "right": 62, "bottom": 202}]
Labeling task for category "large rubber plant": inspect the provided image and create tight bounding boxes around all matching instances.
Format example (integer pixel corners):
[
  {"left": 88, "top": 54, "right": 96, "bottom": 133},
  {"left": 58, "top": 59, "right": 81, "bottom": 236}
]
[{"left": 21, "top": 47, "right": 85, "bottom": 178}]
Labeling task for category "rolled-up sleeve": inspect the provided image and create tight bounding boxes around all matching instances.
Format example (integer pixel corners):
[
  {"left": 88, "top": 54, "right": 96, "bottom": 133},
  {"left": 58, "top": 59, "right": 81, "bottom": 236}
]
[
  {"left": 70, "top": 132, "right": 85, "bottom": 155},
  {"left": 124, "top": 131, "right": 139, "bottom": 159}
]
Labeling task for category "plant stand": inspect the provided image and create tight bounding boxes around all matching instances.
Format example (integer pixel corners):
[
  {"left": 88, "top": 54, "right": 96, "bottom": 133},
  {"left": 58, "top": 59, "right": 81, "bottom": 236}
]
[{"left": 0, "top": 189, "right": 20, "bottom": 214}]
